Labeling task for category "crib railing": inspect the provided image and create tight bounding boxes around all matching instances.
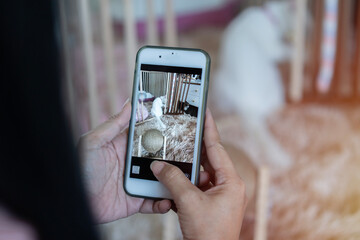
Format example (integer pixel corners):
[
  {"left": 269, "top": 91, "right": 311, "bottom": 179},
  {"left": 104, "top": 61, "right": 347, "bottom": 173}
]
[
  {"left": 59, "top": 0, "right": 180, "bottom": 239},
  {"left": 290, "top": 0, "right": 360, "bottom": 103},
  {"left": 141, "top": 71, "right": 168, "bottom": 98},
  {"left": 165, "top": 73, "right": 191, "bottom": 114},
  {"left": 60, "top": 0, "right": 178, "bottom": 130},
  {"left": 140, "top": 71, "right": 192, "bottom": 114}
]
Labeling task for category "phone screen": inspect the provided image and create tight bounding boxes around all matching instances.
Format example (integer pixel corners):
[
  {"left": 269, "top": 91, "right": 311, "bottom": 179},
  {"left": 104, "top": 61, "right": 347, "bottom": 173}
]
[{"left": 129, "top": 64, "right": 203, "bottom": 181}]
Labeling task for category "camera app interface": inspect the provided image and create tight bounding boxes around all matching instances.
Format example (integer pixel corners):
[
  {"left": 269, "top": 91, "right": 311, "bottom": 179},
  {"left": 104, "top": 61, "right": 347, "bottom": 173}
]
[{"left": 130, "top": 64, "right": 202, "bottom": 181}]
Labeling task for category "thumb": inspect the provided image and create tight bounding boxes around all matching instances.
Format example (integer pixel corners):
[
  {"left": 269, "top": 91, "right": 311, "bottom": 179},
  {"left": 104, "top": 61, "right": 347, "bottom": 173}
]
[{"left": 150, "top": 161, "right": 199, "bottom": 201}]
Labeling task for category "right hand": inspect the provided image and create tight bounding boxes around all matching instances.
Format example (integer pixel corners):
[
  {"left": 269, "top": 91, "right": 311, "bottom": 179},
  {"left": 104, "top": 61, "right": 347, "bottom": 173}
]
[{"left": 150, "top": 109, "right": 247, "bottom": 240}]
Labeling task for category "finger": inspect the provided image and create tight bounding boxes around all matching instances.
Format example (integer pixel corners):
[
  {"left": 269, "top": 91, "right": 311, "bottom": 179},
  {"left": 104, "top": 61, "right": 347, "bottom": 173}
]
[
  {"left": 198, "top": 171, "right": 210, "bottom": 187},
  {"left": 201, "top": 160, "right": 216, "bottom": 185},
  {"left": 201, "top": 144, "right": 216, "bottom": 184},
  {"left": 150, "top": 161, "right": 200, "bottom": 202},
  {"left": 85, "top": 100, "right": 131, "bottom": 148},
  {"left": 201, "top": 142, "right": 212, "bottom": 172},
  {"left": 170, "top": 201, "right": 177, "bottom": 213},
  {"left": 203, "top": 109, "right": 237, "bottom": 181},
  {"left": 140, "top": 199, "right": 171, "bottom": 214}
]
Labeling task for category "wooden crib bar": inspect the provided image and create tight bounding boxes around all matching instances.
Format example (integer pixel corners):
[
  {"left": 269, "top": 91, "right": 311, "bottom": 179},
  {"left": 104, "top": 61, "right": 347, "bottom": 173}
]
[
  {"left": 289, "top": 0, "right": 307, "bottom": 102},
  {"left": 165, "top": 74, "right": 191, "bottom": 114},
  {"left": 295, "top": 0, "right": 360, "bottom": 102},
  {"left": 146, "top": 0, "right": 159, "bottom": 45},
  {"left": 72, "top": 0, "right": 178, "bottom": 130},
  {"left": 100, "top": 0, "right": 118, "bottom": 115},
  {"left": 79, "top": 0, "right": 100, "bottom": 128},
  {"left": 355, "top": 0, "right": 360, "bottom": 96}
]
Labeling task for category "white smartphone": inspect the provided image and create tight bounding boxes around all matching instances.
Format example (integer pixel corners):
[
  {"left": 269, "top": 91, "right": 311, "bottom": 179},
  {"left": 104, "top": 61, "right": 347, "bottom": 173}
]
[{"left": 124, "top": 46, "right": 210, "bottom": 199}]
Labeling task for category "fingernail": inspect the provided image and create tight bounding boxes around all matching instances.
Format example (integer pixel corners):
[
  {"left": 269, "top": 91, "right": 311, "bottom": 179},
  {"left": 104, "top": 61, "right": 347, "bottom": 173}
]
[
  {"left": 161, "top": 200, "right": 171, "bottom": 213},
  {"left": 150, "top": 161, "right": 165, "bottom": 175},
  {"left": 121, "top": 98, "right": 130, "bottom": 109}
]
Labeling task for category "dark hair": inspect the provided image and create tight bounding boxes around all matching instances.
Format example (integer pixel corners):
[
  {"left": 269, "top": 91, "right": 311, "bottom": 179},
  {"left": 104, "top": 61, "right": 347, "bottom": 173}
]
[{"left": 0, "top": 1, "right": 99, "bottom": 239}]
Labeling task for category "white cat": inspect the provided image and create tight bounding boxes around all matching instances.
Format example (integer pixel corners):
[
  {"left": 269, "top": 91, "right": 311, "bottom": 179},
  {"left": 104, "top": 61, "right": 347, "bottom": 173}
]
[
  {"left": 151, "top": 97, "right": 166, "bottom": 129},
  {"left": 214, "top": 1, "right": 295, "bottom": 170}
]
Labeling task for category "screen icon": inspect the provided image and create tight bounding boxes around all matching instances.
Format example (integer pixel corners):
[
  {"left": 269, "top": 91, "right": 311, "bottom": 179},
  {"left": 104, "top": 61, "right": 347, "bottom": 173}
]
[{"left": 132, "top": 165, "right": 140, "bottom": 174}]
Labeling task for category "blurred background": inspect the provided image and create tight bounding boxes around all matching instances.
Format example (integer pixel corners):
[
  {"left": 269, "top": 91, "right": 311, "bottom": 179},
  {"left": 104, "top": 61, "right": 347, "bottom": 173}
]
[{"left": 58, "top": 0, "right": 360, "bottom": 239}]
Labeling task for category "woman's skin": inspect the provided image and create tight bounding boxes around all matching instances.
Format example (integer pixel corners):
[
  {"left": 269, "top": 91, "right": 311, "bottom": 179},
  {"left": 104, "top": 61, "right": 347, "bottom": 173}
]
[
  {"left": 80, "top": 101, "right": 247, "bottom": 239},
  {"left": 151, "top": 109, "right": 247, "bottom": 240},
  {"left": 78, "top": 100, "right": 173, "bottom": 222},
  {"left": 0, "top": 206, "right": 37, "bottom": 240}
]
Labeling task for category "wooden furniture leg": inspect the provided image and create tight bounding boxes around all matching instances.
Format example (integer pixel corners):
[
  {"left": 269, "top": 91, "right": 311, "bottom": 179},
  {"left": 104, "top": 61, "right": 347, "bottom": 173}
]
[
  {"left": 290, "top": 0, "right": 308, "bottom": 102},
  {"left": 254, "top": 166, "right": 270, "bottom": 240}
]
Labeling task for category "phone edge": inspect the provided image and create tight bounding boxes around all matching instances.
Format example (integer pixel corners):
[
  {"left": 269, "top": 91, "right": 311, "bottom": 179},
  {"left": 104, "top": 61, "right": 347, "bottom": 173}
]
[{"left": 123, "top": 45, "right": 211, "bottom": 198}]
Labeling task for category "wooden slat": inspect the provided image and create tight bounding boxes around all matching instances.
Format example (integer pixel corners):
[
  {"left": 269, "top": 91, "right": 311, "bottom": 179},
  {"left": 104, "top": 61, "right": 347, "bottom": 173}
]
[
  {"left": 308, "top": 0, "right": 324, "bottom": 99},
  {"left": 139, "top": 71, "right": 144, "bottom": 121},
  {"left": 355, "top": 0, "right": 360, "bottom": 97},
  {"left": 79, "top": 0, "right": 99, "bottom": 128},
  {"left": 123, "top": 0, "right": 138, "bottom": 96},
  {"left": 163, "top": 136, "right": 167, "bottom": 160},
  {"left": 59, "top": 0, "right": 77, "bottom": 134},
  {"left": 171, "top": 75, "right": 180, "bottom": 113},
  {"left": 289, "top": 0, "right": 308, "bottom": 102},
  {"left": 254, "top": 166, "right": 270, "bottom": 240},
  {"left": 164, "top": 73, "right": 170, "bottom": 113},
  {"left": 332, "top": 0, "right": 353, "bottom": 99},
  {"left": 176, "top": 75, "right": 184, "bottom": 113},
  {"left": 184, "top": 76, "right": 191, "bottom": 111},
  {"left": 138, "top": 135, "right": 142, "bottom": 157},
  {"left": 164, "top": 0, "right": 177, "bottom": 46},
  {"left": 178, "top": 75, "right": 187, "bottom": 113},
  {"left": 166, "top": 73, "right": 174, "bottom": 114},
  {"left": 146, "top": 0, "right": 159, "bottom": 45},
  {"left": 99, "top": 0, "right": 118, "bottom": 114}
]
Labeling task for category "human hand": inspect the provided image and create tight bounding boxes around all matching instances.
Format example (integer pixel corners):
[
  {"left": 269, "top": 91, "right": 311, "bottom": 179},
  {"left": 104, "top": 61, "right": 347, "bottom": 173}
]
[
  {"left": 150, "top": 109, "right": 247, "bottom": 240},
  {"left": 78, "top": 101, "right": 172, "bottom": 223}
]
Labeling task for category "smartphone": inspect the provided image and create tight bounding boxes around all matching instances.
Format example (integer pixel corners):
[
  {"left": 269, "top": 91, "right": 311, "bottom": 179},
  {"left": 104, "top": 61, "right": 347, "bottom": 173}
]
[{"left": 124, "top": 46, "right": 210, "bottom": 199}]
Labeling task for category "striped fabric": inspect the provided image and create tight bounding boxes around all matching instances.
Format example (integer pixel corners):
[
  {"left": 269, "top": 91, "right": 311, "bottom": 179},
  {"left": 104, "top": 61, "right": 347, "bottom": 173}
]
[{"left": 317, "top": 0, "right": 339, "bottom": 93}]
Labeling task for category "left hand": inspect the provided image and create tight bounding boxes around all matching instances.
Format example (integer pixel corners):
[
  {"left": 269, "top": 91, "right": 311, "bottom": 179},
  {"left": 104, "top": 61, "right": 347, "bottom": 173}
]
[{"left": 78, "top": 101, "right": 172, "bottom": 223}]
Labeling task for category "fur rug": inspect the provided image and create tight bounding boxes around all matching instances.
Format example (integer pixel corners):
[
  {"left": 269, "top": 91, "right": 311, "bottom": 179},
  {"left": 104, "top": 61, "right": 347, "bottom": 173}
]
[
  {"left": 217, "top": 104, "right": 360, "bottom": 240},
  {"left": 132, "top": 113, "right": 197, "bottom": 163}
]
